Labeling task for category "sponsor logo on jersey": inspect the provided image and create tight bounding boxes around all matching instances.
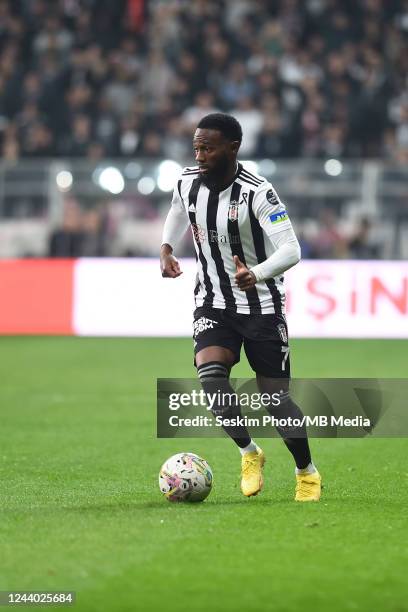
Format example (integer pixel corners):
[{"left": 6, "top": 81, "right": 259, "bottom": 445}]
[
  {"left": 277, "top": 323, "right": 288, "bottom": 344},
  {"left": 188, "top": 203, "right": 196, "bottom": 212},
  {"left": 269, "top": 210, "right": 288, "bottom": 224},
  {"left": 208, "top": 230, "right": 241, "bottom": 245},
  {"left": 191, "top": 224, "right": 241, "bottom": 245},
  {"left": 193, "top": 317, "right": 219, "bottom": 337},
  {"left": 192, "top": 223, "right": 206, "bottom": 243}
]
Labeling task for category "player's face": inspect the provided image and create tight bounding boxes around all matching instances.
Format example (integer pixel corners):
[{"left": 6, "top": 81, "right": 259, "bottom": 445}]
[{"left": 193, "top": 129, "right": 239, "bottom": 182}]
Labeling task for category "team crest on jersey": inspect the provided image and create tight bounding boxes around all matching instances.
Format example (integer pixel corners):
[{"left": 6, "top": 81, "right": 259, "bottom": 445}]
[
  {"left": 277, "top": 323, "right": 288, "bottom": 344},
  {"left": 228, "top": 200, "right": 240, "bottom": 222}
]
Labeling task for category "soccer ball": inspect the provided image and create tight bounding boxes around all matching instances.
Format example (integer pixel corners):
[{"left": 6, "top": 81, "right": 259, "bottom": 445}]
[{"left": 159, "top": 452, "right": 213, "bottom": 502}]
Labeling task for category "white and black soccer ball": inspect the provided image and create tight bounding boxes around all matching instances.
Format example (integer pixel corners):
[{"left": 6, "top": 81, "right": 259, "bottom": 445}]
[{"left": 159, "top": 452, "right": 213, "bottom": 502}]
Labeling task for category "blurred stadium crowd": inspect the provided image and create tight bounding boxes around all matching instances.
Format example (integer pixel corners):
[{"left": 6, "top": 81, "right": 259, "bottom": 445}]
[{"left": 0, "top": 0, "right": 407, "bottom": 162}]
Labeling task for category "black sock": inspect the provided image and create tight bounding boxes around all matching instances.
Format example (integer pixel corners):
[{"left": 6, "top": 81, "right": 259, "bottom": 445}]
[
  {"left": 256, "top": 374, "right": 312, "bottom": 469},
  {"left": 265, "top": 393, "right": 312, "bottom": 469},
  {"left": 197, "top": 362, "right": 251, "bottom": 449}
]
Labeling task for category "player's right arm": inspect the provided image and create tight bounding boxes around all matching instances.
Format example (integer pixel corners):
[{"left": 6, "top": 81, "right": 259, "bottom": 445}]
[{"left": 160, "top": 179, "right": 190, "bottom": 278}]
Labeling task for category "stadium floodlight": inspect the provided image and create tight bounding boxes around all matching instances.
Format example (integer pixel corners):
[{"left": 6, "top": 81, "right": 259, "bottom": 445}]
[
  {"left": 98, "top": 167, "right": 125, "bottom": 194},
  {"left": 258, "top": 159, "right": 277, "bottom": 176},
  {"left": 157, "top": 160, "right": 183, "bottom": 192},
  {"left": 324, "top": 159, "right": 343, "bottom": 177},
  {"left": 241, "top": 160, "right": 259, "bottom": 175},
  {"left": 56, "top": 170, "right": 73, "bottom": 192},
  {"left": 137, "top": 176, "right": 155, "bottom": 195}
]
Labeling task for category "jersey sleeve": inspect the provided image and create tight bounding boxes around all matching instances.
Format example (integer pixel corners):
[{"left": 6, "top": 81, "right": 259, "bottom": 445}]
[
  {"left": 170, "top": 179, "right": 185, "bottom": 213},
  {"left": 251, "top": 181, "right": 293, "bottom": 237},
  {"left": 250, "top": 227, "right": 301, "bottom": 281},
  {"left": 161, "top": 178, "right": 190, "bottom": 249}
]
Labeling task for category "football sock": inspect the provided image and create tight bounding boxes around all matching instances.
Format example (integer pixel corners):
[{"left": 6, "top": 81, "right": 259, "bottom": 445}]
[
  {"left": 197, "top": 361, "right": 251, "bottom": 449},
  {"left": 296, "top": 462, "right": 317, "bottom": 475},
  {"left": 239, "top": 440, "right": 259, "bottom": 455},
  {"left": 264, "top": 391, "right": 312, "bottom": 470}
]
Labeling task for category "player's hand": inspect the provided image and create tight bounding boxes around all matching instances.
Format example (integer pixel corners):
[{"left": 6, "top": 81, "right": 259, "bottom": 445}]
[
  {"left": 234, "top": 255, "right": 256, "bottom": 291},
  {"left": 160, "top": 253, "right": 183, "bottom": 278}
]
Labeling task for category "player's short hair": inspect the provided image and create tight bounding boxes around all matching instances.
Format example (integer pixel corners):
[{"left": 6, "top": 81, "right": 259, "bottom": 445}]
[{"left": 196, "top": 113, "right": 242, "bottom": 143}]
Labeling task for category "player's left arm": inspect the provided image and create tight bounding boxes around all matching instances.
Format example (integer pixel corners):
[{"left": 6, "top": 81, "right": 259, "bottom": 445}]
[{"left": 247, "top": 183, "right": 301, "bottom": 285}]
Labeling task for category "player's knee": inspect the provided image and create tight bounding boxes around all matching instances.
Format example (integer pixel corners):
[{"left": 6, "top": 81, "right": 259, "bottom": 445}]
[
  {"left": 197, "top": 361, "right": 237, "bottom": 417},
  {"left": 256, "top": 374, "right": 289, "bottom": 396},
  {"left": 196, "top": 346, "right": 235, "bottom": 368}
]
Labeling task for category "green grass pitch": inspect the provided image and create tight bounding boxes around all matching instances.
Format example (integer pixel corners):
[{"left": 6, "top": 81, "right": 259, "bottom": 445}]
[{"left": 1, "top": 337, "right": 407, "bottom": 611}]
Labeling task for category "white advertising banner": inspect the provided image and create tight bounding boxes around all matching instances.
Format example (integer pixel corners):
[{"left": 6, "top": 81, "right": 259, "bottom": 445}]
[
  {"left": 284, "top": 260, "right": 408, "bottom": 338},
  {"left": 73, "top": 258, "right": 408, "bottom": 338}
]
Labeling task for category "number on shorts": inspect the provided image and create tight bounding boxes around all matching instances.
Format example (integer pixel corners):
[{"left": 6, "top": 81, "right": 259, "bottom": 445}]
[{"left": 281, "top": 346, "right": 289, "bottom": 371}]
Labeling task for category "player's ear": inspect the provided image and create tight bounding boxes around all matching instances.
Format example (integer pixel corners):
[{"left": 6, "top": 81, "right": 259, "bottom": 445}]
[{"left": 230, "top": 140, "right": 240, "bottom": 155}]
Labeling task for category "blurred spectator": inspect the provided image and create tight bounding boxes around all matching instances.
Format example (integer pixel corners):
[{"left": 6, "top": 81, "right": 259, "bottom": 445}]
[
  {"left": 162, "top": 117, "right": 190, "bottom": 160},
  {"left": 49, "top": 198, "right": 83, "bottom": 257},
  {"left": 230, "top": 96, "right": 264, "bottom": 157},
  {"left": 140, "top": 50, "right": 174, "bottom": 111},
  {"left": 300, "top": 93, "right": 327, "bottom": 157},
  {"left": 348, "top": 217, "right": 380, "bottom": 259},
  {"left": 256, "top": 114, "right": 285, "bottom": 158},
  {"left": 93, "top": 96, "right": 118, "bottom": 155},
  {"left": 297, "top": 231, "right": 314, "bottom": 259},
  {"left": 60, "top": 114, "right": 92, "bottom": 157},
  {"left": 139, "top": 131, "right": 163, "bottom": 158},
  {"left": 33, "top": 15, "right": 73, "bottom": 58},
  {"left": 311, "top": 209, "right": 348, "bottom": 259},
  {"left": 22, "top": 121, "right": 54, "bottom": 157},
  {"left": 80, "top": 208, "right": 107, "bottom": 256},
  {"left": 116, "top": 113, "right": 141, "bottom": 157},
  {"left": 103, "top": 61, "right": 137, "bottom": 117},
  {"left": 320, "top": 123, "right": 348, "bottom": 158},
  {"left": 182, "top": 92, "right": 219, "bottom": 131},
  {"left": 2, "top": 122, "right": 19, "bottom": 160},
  {"left": 86, "top": 141, "right": 106, "bottom": 160},
  {"left": 49, "top": 199, "right": 107, "bottom": 257},
  {"left": 219, "top": 61, "right": 256, "bottom": 108}
]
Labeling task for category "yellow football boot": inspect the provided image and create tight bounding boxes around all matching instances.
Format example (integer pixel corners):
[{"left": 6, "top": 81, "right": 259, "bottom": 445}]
[
  {"left": 295, "top": 470, "right": 322, "bottom": 502},
  {"left": 241, "top": 449, "right": 265, "bottom": 497}
]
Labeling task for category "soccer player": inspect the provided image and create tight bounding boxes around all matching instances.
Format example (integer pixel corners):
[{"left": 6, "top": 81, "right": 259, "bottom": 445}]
[{"left": 160, "top": 113, "right": 321, "bottom": 501}]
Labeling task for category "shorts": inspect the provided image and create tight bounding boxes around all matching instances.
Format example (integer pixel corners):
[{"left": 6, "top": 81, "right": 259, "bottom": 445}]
[{"left": 193, "top": 306, "right": 290, "bottom": 378}]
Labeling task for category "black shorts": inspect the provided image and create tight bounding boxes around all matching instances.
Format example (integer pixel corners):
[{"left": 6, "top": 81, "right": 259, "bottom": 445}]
[{"left": 193, "top": 306, "right": 290, "bottom": 378}]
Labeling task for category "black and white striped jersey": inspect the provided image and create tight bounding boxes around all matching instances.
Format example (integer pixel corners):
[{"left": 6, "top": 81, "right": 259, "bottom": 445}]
[{"left": 171, "top": 162, "right": 294, "bottom": 315}]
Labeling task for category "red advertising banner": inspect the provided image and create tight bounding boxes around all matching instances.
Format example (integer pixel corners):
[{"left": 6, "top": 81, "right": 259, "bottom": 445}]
[{"left": 0, "top": 259, "right": 74, "bottom": 334}]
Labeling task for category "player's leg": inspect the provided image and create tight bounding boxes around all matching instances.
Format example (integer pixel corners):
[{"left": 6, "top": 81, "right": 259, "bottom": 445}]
[
  {"left": 193, "top": 308, "right": 264, "bottom": 496},
  {"left": 255, "top": 375, "right": 321, "bottom": 501},
  {"left": 256, "top": 375, "right": 312, "bottom": 469},
  {"left": 197, "top": 347, "right": 265, "bottom": 497},
  {"left": 243, "top": 315, "right": 321, "bottom": 501},
  {"left": 196, "top": 345, "right": 254, "bottom": 448}
]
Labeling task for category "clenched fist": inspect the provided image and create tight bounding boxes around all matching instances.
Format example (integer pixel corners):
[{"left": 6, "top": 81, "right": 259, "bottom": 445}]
[{"left": 234, "top": 255, "right": 256, "bottom": 291}]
